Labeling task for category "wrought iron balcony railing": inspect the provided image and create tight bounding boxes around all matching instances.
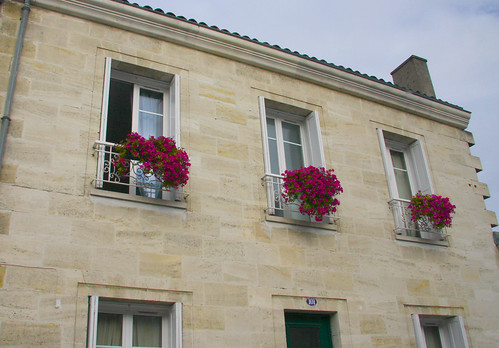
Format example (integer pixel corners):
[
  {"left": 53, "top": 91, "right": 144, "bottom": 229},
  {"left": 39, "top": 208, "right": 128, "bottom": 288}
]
[
  {"left": 261, "top": 173, "right": 335, "bottom": 224},
  {"left": 389, "top": 198, "right": 447, "bottom": 240},
  {"left": 93, "top": 140, "right": 186, "bottom": 201}
]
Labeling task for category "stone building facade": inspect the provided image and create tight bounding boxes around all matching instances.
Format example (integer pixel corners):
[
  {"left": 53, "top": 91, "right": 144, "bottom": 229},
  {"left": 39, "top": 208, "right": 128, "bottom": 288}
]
[{"left": 0, "top": 0, "right": 498, "bottom": 347}]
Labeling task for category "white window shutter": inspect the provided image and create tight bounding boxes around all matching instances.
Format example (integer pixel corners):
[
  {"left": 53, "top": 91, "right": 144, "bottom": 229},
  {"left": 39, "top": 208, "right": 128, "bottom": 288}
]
[
  {"left": 377, "top": 129, "right": 397, "bottom": 199},
  {"left": 409, "top": 141, "right": 433, "bottom": 194},
  {"left": 169, "top": 74, "right": 181, "bottom": 144},
  {"left": 171, "top": 302, "right": 183, "bottom": 348},
  {"left": 447, "top": 317, "right": 469, "bottom": 348},
  {"left": 411, "top": 314, "right": 427, "bottom": 348},
  {"left": 305, "top": 111, "right": 325, "bottom": 167},
  {"left": 100, "top": 58, "right": 112, "bottom": 142},
  {"left": 258, "top": 97, "right": 276, "bottom": 215},
  {"left": 87, "top": 296, "right": 99, "bottom": 348},
  {"left": 258, "top": 96, "right": 271, "bottom": 174}
]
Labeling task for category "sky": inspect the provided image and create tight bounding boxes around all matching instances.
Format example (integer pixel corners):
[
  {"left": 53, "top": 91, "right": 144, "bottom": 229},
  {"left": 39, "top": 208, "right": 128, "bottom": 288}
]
[{"left": 132, "top": 0, "right": 499, "bottom": 228}]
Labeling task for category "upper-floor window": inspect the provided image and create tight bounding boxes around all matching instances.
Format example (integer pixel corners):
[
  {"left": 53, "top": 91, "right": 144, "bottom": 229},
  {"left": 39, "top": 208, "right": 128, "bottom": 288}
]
[
  {"left": 259, "top": 98, "right": 326, "bottom": 223},
  {"left": 94, "top": 58, "right": 180, "bottom": 201},
  {"left": 377, "top": 129, "right": 442, "bottom": 240},
  {"left": 87, "top": 296, "right": 182, "bottom": 348}
]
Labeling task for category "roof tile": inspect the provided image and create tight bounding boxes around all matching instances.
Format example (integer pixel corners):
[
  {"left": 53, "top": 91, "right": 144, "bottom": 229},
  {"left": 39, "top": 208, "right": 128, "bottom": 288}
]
[{"left": 112, "top": 0, "right": 465, "bottom": 111}]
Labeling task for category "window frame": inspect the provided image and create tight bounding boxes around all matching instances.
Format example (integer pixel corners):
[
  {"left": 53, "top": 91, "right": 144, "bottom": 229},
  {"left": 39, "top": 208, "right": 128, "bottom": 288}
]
[
  {"left": 377, "top": 128, "right": 434, "bottom": 201},
  {"left": 96, "top": 58, "right": 181, "bottom": 201},
  {"left": 259, "top": 97, "right": 327, "bottom": 221},
  {"left": 259, "top": 97, "right": 325, "bottom": 176},
  {"left": 377, "top": 129, "right": 443, "bottom": 240},
  {"left": 265, "top": 111, "right": 309, "bottom": 176},
  {"left": 412, "top": 314, "right": 470, "bottom": 348},
  {"left": 87, "top": 296, "right": 182, "bottom": 348}
]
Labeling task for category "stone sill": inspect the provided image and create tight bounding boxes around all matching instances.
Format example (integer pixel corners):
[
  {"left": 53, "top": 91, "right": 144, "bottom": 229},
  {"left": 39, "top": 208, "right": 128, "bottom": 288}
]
[
  {"left": 395, "top": 234, "right": 449, "bottom": 247},
  {"left": 265, "top": 214, "right": 338, "bottom": 231},
  {"left": 90, "top": 188, "right": 187, "bottom": 210}
]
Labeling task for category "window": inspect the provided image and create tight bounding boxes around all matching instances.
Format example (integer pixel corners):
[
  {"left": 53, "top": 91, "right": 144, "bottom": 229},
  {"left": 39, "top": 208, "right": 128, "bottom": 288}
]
[
  {"left": 285, "top": 312, "right": 333, "bottom": 348},
  {"left": 95, "top": 58, "right": 180, "bottom": 200},
  {"left": 259, "top": 98, "right": 326, "bottom": 222},
  {"left": 377, "top": 129, "right": 440, "bottom": 240},
  {"left": 87, "top": 297, "right": 182, "bottom": 348},
  {"left": 412, "top": 314, "right": 469, "bottom": 348}
]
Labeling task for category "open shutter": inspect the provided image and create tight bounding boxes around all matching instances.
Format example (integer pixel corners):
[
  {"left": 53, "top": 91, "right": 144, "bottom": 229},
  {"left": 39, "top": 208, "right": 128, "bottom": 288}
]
[
  {"left": 87, "top": 296, "right": 99, "bottom": 348},
  {"left": 169, "top": 74, "right": 181, "bottom": 144},
  {"left": 258, "top": 96, "right": 271, "bottom": 174},
  {"left": 170, "top": 302, "right": 182, "bottom": 348},
  {"left": 409, "top": 140, "right": 433, "bottom": 194},
  {"left": 411, "top": 314, "right": 427, "bottom": 348},
  {"left": 258, "top": 97, "right": 275, "bottom": 215},
  {"left": 167, "top": 74, "right": 181, "bottom": 201},
  {"left": 304, "top": 110, "right": 325, "bottom": 167},
  {"left": 377, "top": 129, "right": 397, "bottom": 199},
  {"left": 447, "top": 317, "right": 469, "bottom": 348}
]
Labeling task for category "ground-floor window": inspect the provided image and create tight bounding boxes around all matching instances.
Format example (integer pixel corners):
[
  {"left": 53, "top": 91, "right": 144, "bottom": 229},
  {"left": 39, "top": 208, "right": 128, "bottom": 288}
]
[{"left": 87, "top": 296, "right": 182, "bottom": 348}]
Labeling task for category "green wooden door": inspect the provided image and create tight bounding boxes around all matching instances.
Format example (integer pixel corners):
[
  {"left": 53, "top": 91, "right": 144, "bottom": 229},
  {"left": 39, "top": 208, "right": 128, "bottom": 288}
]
[{"left": 285, "top": 312, "right": 333, "bottom": 348}]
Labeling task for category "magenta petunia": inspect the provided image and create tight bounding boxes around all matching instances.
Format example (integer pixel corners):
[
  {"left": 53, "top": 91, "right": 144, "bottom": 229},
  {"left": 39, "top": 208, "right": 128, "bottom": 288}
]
[
  {"left": 408, "top": 191, "right": 456, "bottom": 229},
  {"left": 114, "top": 132, "right": 191, "bottom": 189},
  {"left": 281, "top": 166, "right": 343, "bottom": 222}
]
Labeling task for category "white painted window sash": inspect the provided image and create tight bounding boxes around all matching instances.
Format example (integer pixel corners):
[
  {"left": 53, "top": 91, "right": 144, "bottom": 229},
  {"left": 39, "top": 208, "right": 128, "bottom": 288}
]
[
  {"left": 377, "top": 128, "right": 434, "bottom": 200},
  {"left": 259, "top": 97, "right": 325, "bottom": 217},
  {"left": 87, "top": 296, "right": 99, "bottom": 348},
  {"left": 87, "top": 297, "right": 182, "bottom": 348}
]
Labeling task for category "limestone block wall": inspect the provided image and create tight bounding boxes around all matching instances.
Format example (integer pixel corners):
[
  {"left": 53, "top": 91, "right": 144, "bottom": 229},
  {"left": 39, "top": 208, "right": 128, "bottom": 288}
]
[{"left": 0, "top": 1, "right": 498, "bottom": 347}]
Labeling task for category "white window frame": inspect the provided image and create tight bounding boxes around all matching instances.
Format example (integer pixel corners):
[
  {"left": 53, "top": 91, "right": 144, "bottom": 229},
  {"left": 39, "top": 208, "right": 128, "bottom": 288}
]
[
  {"left": 377, "top": 129, "right": 443, "bottom": 239},
  {"left": 100, "top": 58, "right": 181, "bottom": 146},
  {"left": 377, "top": 128, "right": 433, "bottom": 200},
  {"left": 259, "top": 97, "right": 325, "bottom": 175},
  {"left": 412, "top": 314, "right": 470, "bottom": 348},
  {"left": 97, "top": 58, "right": 181, "bottom": 201},
  {"left": 259, "top": 97, "right": 326, "bottom": 219},
  {"left": 265, "top": 113, "right": 308, "bottom": 176},
  {"left": 87, "top": 296, "right": 182, "bottom": 348}
]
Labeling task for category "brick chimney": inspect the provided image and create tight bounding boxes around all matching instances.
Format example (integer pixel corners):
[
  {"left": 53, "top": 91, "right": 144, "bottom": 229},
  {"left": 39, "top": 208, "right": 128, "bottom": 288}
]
[{"left": 391, "top": 55, "right": 436, "bottom": 98}]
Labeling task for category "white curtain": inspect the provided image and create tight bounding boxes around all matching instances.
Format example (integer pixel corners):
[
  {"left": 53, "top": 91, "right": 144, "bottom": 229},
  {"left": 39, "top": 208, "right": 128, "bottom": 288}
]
[
  {"left": 96, "top": 313, "right": 122, "bottom": 346},
  {"left": 132, "top": 315, "right": 162, "bottom": 347},
  {"left": 138, "top": 89, "right": 163, "bottom": 138}
]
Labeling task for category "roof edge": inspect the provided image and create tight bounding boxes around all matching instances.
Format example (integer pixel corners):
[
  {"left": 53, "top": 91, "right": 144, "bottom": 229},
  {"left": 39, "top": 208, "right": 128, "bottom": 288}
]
[{"left": 30, "top": 0, "right": 471, "bottom": 129}]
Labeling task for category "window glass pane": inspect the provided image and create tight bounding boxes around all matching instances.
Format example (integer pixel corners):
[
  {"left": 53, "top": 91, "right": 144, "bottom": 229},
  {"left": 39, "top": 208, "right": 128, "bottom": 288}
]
[
  {"left": 390, "top": 150, "right": 407, "bottom": 170},
  {"left": 132, "top": 315, "right": 162, "bottom": 348},
  {"left": 390, "top": 150, "right": 412, "bottom": 200},
  {"left": 268, "top": 139, "right": 280, "bottom": 175},
  {"left": 138, "top": 113, "right": 163, "bottom": 138},
  {"left": 107, "top": 79, "right": 133, "bottom": 143},
  {"left": 284, "top": 143, "right": 304, "bottom": 171},
  {"left": 96, "top": 313, "right": 123, "bottom": 347},
  {"left": 139, "top": 89, "right": 163, "bottom": 114},
  {"left": 266, "top": 118, "right": 276, "bottom": 138},
  {"left": 282, "top": 121, "right": 302, "bottom": 144},
  {"left": 394, "top": 169, "right": 412, "bottom": 200}
]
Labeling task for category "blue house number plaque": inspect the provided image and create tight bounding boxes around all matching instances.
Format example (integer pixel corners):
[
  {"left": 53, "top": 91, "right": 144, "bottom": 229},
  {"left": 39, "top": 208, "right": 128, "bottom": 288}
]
[{"left": 306, "top": 297, "right": 317, "bottom": 306}]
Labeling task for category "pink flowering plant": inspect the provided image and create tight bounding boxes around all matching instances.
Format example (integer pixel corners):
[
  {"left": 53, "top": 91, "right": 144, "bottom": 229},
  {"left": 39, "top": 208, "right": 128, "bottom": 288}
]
[
  {"left": 114, "top": 132, "right": 190, "bottom": 189},
  {"left": 408, "top": 191, "right": 456, "bottom": 230},
  {"left": 281, "top": 166, "right": 343, "bottom": 222}
]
